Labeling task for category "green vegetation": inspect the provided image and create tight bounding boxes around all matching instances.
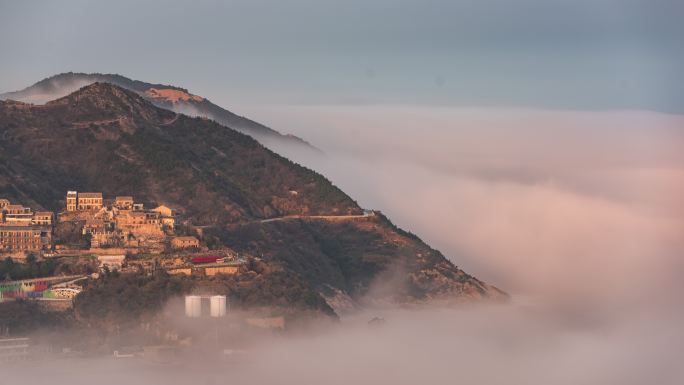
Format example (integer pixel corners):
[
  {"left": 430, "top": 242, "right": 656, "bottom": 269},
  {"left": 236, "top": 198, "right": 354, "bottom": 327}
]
[
  {"left": 0, "top": 300, "right": 72, "bottom": 334},
  {"left": 212, "top": 219, "right": 400, "bottom": 296},
  {"left": 0, "top": 255, "right": 58, "bottom": 281},
  {"left": 203, "top": 269, "right": 336, "bottom": 317},
  {"left": 73, "top": 267, "right": 335, "bottom": 327},
  {"left": 54, "top": 220, "right": 88, "bottom": 247},
  {"left": 75, "top": 271, "right": 192, "bottom": 323}
]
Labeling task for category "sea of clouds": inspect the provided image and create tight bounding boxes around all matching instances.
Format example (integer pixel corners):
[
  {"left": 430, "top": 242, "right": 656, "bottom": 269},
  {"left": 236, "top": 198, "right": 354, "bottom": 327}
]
[{"left": 2, "top": 102, "right": 682, "bottom": 384}]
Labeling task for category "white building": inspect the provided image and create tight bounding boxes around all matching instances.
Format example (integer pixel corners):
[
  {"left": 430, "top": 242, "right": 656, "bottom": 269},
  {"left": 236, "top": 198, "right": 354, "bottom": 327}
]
[{"left": 97, "top": 254, "right": 126, "bottom": 271}]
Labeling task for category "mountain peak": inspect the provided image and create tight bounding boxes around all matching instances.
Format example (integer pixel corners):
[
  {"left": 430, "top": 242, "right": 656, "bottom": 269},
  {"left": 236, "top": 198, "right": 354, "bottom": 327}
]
[
  {"left": 0, "top": 73, "right": 320, "bottom": 155},
  {"left": 45, "top": 82, "right": 175, "bottom": 125},
  {"left": 48, "top": 81, "right": 138, "bottom": 104}
]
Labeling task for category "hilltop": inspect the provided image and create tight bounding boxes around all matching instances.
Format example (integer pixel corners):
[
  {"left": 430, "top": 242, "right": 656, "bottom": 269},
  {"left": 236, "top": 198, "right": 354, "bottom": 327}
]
[
  {"left": 0, "top": 83, "right": 354, "bottom": 222},
  {"left": 0, "top": 72, "right": 318, "bottom": 155},
  {"left": 0, "top": 83, "right": 506, "bottom": 318}
]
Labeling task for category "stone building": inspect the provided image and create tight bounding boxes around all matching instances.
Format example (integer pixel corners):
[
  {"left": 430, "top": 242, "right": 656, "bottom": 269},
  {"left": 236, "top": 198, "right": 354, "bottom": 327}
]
[
  {"left": 152, "top": 205, "right": 175, "bottom": 230},
  {"left": 0, "top": 199, "right": 53, "bottom": 255},
  {"left": 114, "top": 196, "right": 134, "bottom": 210},
  {"left": 66, "top": 191, "right": 103, "bottom": 211},
  {"left": 77, "top": 192, "right": 103, "bottom": 211},
  {"left": 2, "top": 205, "right": 33, "bottom": 226},
  {"left": 204, "top": 264, "right": 240, "bottom": 276},
  {"left": 60, "top": 190, "right": 179, "bottom": 251},
  {"left": 0, "top": 226, "right": 44, "bottom": 252},
  {"left": 32, "top": 212, "right": 54, "bottom": 226},
  {"left": 115, "top": 210, "right": 165, "bottom": 237},
  {"left": 97, "top": 255, "right": 126, "bottom": 271},
  {"left": 161, "top": 216, "right": 175, "bottom": 229},
  {"left": 171, "top": 236, "right": 200, "bottom": 249},
  {"left": 66, "top": 191, "right": 78, "bottom": 211},
  {"left": 152, "top": 205, "right": 173, "bottom": 217},
  {"left": 83, "top": 219, "right": 107, "bottom": 235}
]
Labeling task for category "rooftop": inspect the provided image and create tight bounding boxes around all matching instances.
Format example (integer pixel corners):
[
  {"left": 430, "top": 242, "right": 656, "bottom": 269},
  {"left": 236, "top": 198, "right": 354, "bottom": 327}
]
[
  {"left": 0, "top": 226, "right": 43, "bottom": 232},
  {"left": 79, "top": 192, "right": 103, "bottom": 198},
  {"left": 173, "top": 236, "right": 198, "bottom": 241}
]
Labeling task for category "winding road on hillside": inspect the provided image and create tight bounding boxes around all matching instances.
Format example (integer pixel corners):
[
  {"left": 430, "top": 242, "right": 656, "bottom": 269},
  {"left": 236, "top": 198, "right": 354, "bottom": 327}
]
[
  {"left": 259, "top": 210, "right": 375, "bottom": 224},
  {"left": 160, "top": 113, "right": 180, "bottom": 126},
  {"left": 195, "top": 211, "right": 375, "bottom": 229}
]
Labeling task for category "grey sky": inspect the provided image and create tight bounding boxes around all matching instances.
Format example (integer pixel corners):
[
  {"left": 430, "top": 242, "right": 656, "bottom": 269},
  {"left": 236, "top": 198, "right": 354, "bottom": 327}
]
[{"left": 1, "top": 0, "right": 682, "bottom": 111}]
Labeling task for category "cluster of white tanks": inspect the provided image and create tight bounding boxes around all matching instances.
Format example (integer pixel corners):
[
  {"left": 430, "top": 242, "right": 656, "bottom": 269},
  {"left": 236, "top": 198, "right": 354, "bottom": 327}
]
[
  {"left": 210, "top": 295, "right": 227, "bottom": 317},
  {"left": 185, "top": 295, "right": 227, "bottom": 318}
]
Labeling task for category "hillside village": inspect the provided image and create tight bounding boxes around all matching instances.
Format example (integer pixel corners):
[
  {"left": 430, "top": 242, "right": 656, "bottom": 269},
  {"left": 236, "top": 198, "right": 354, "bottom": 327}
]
[
  {"left": 0, "top": 190, "right": 247, "bottom": 285},
  {"left": 1, "top": 190, "right": 326, "bottom": 345},
  {"left": 0, "top": 80, "right": 507, "bottom": 344}
]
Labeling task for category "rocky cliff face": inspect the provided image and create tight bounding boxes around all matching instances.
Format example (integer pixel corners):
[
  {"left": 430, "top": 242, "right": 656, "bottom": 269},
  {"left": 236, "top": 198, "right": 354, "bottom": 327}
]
[{"left": 0, "top": 83, "right": 506, "bottom": 312}]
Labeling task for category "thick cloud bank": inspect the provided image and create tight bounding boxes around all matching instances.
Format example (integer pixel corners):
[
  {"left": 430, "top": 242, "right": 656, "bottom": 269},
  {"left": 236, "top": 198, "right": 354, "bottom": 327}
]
[
  {"left": 4, "top": 106, "right": 683, "bottom": 384},
  {"left": 4, "top": 305, "right": 683, "bottom": 385},
  {"left": 261, "top": 106, "right": 684, "bottom": 304},
  {"left": 251, "top": 105, "right": 684, "bottom": 383}
]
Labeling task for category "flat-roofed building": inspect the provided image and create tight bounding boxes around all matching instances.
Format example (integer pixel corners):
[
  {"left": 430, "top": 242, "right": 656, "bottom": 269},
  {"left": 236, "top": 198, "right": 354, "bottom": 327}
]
[
  {"left": 4, "top": 205, "right": 31, "bottom": 215},
  {"left": 77, "top": 192, "right": 103, "bottom": 211},
  {"left": 0, "top": 199, "right": 10, "bottom": 210},
  {"left": 97, "top": 254, "right": 126, "bottom": 271},
  {"left": 204, "top": 264, "right": 240, "bottom": 276},
  {"left": 2, "top": 205, "right": 33, "bottom": 226},
  {"left": 115, "top": 210, "right": 164, "bottom": 237},
  {"left": 32, "top": 211, "right": 54, "bottom": 226},
  {"left": 83, "top": 219, "right": 107, "bottom": 235},
  {"left": 161, "top": 216, "right": 175, "bottom": 229},
  {"left": 152, "top": 205, "right": 175, "bottom": 230},
  {"left": 66, "top": 191, "right": 78, "bottom": 212},
  {"left": 171, "top": 236, "right": 200, "bottom": 249},
  {"left": 114, "top": 196, "right": 134, "bottom": 210},
  {"left": 0, "top": 226, "right": 43, "bottom": 252},
  {"left": 167, "top": 267, "right": 192, "bottom": 276},
  {"left": 115, "top": 210, "right": 146, "bottom": 227}
]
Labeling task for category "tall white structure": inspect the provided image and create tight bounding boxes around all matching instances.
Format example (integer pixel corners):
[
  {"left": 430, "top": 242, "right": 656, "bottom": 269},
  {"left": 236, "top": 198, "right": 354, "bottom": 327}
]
[
  {"left": 184, "top": 295, "right": 202, "bottom": 318},
  {"left": 184, "top": 295, "right": 228, "bottom": 318},
  {"left": 210, "top": 295, "right": 227, "bottom": 318}
]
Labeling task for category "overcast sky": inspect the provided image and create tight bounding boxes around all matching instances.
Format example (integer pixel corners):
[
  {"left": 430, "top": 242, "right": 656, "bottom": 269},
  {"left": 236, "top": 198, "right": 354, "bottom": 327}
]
[{"left": 1, "top": 0, "right": 683, "bottom": 112}]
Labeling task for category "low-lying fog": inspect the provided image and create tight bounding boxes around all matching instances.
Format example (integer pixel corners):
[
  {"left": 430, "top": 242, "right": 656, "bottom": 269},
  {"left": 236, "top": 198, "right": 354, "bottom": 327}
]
[
  {"left": 256, "top": 105, "right": 683, "bottom": 383},
  {"left": 260, "top": 106, "right": 684, "bottom": 302},
  {"left": 4, "top": 304, "right": 683, "bottom": 384},
  {"left": 4, "top": 106, "right": 683, "bottom": 384}
]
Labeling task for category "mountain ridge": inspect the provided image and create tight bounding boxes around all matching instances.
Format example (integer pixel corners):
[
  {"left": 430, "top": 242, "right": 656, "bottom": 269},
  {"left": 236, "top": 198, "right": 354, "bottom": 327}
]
[
  {"left": 0, "top": 82, "right": 354, "bottom": 222},
  {"left": 0, "top": 82, "right": 506, "bottom": 319},
  {"left": 0, "top": 72, "right": 319, "bottom": 155}
]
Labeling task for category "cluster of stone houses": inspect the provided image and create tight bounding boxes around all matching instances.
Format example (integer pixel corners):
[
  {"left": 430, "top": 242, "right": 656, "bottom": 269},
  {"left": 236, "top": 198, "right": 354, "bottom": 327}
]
[
  {"left": 0, "top": 199, "right": 53, "bottom": 255},
  {"left": 0, "top": 191, "right": 200, "bottom": 259},
  {"left": 62, "top": 191, "right": 181, "bottom": 249}
]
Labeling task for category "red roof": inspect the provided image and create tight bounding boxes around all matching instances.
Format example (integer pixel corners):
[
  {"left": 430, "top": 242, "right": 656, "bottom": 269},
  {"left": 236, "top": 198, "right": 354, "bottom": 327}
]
[{"left": 191, "top": 256, "right": 222, "bottom": 264}]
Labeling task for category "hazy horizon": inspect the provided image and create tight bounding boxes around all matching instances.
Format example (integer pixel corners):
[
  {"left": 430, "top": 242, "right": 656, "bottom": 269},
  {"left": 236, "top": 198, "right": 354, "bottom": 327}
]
[{"left": 1, "top": 0, "right": 683, "bottom": 112}]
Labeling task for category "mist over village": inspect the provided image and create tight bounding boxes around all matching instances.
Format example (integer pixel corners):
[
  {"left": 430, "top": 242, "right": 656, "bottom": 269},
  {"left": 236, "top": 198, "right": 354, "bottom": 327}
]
[{"left": 1, "top": 1, "right": 683, "bottom": 384}]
